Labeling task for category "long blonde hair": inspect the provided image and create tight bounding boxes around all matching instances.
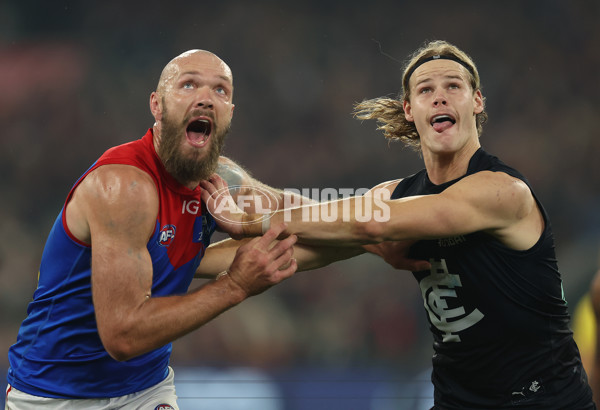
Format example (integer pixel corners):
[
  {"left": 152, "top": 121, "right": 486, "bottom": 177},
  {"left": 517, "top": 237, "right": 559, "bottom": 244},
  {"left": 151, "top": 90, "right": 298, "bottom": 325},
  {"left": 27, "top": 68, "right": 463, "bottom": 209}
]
[{"left": 354, "top": 40, "right": 488, "bottom": 150}]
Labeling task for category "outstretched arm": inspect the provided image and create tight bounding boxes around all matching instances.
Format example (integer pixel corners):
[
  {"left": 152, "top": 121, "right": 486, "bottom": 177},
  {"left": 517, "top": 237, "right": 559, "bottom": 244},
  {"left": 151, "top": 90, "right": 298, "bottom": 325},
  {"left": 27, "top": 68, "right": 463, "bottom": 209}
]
[
  {"left": 198, "top": 178, "right": 431, "bottom": 277},
  {"left": 202, "top": 170, "right": 543, "bottom": 251},
  {"left": 198, "top": 238, "right": 430, "bottom": 278},
  {"left": 196, "top": 237, "right": 366, "bottom": 278}
]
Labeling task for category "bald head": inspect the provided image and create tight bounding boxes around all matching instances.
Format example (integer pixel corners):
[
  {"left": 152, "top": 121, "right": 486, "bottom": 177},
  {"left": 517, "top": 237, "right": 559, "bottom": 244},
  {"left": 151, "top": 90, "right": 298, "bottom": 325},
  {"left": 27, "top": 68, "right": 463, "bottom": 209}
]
[{"left": 155, "top": 49, "right": 233, "bottom": 97}]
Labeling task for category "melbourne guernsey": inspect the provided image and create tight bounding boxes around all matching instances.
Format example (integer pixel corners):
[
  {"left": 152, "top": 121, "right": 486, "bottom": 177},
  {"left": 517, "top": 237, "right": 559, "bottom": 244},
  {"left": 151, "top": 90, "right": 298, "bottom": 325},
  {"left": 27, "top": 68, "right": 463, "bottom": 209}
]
[{"left": 7, "top": 129, "right": 216, "bottom": 398}]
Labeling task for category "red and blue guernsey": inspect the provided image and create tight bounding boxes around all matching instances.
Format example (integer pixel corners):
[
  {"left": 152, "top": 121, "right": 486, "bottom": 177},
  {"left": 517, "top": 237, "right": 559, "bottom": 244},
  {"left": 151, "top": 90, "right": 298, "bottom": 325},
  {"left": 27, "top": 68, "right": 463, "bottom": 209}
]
[{"left": 7, "top": 129, "right": 216, "bottom": 398}]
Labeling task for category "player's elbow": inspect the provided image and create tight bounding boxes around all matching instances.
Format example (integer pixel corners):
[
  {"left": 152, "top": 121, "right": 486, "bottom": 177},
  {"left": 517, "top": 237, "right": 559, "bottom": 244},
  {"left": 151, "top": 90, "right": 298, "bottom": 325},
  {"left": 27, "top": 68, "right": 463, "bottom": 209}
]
[
  {"left": 98, "top": 325, "right": 141, "bottom": 362},
  {"left": 103, "top": 337, "right": 140, "bottom": 362}
]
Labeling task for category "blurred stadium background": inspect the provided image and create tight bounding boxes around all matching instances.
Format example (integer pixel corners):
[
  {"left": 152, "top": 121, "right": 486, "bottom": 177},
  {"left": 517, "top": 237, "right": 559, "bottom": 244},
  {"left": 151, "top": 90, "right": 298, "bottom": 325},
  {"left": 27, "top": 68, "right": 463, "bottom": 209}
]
[{"left": 1, "top": 0, "right": 598, "bottom": 408}]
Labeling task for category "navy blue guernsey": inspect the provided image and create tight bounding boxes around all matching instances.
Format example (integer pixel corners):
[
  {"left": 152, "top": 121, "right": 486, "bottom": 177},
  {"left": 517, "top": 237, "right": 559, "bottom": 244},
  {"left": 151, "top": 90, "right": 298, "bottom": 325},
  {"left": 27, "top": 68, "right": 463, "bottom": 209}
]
[{"left": 391, "top": 148, "right": 594, "bottom": 409}]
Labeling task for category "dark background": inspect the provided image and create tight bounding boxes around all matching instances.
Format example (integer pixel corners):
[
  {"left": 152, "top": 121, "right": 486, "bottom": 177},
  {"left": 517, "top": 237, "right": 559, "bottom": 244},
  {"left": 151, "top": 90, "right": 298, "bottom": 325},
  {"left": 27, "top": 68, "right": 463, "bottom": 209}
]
[{"left": 1, "top": 1, "right": 599, "bottom": 408}]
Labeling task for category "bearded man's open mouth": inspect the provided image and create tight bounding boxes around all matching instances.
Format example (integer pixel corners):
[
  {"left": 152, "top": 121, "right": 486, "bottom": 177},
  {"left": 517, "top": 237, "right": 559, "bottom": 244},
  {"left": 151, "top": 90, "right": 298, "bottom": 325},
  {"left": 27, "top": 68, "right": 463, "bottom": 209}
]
[{"left": 186, "top": 117, "right": 213, "bottom": 147}]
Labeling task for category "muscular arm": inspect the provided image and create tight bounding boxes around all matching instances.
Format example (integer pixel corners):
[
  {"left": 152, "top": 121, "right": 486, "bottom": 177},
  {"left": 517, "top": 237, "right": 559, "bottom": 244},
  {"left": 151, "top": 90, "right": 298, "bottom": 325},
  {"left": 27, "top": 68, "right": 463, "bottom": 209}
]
[
  {"left": 70, "top": 165, "right": 295, "bottom": 361},
  {"left": 204, "top": 171, "right": 544, "bottom": 252},
  {"left": 269, "top": 171, "right": 542, "bottom": 250},
  {"left": 197, "top": 178, "right": 429, "bottom": 277}
]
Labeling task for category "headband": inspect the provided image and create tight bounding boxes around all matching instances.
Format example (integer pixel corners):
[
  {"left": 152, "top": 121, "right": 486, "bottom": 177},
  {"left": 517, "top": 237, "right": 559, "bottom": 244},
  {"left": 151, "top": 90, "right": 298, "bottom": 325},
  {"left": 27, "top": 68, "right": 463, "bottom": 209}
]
[{"left": 405, "top": 54, "right": 475, "bottom": 82}]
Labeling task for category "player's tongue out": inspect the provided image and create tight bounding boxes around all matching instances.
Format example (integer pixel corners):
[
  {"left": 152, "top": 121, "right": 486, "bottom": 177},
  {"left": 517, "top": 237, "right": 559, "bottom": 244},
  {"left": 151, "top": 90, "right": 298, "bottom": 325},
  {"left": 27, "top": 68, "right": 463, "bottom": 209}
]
[
  {"left": 433, "top": 121, "right": 453, "bottom": 133},
  {"left": 431, "top": 115, "right": 455, "bottom": 133}
]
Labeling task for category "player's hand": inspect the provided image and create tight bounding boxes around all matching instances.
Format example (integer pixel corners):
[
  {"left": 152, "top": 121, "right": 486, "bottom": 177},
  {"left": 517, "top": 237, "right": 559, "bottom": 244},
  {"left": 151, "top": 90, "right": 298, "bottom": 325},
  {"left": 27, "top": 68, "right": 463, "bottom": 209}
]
[
  {"left": 364, "top": 240, "right": 431, "bottom": 272},
  {"left": 201, "top": 174, "right": 246, "bottom": 239},
  {"left": 225, "top": 223, "right": 298, "bottom": 297}
]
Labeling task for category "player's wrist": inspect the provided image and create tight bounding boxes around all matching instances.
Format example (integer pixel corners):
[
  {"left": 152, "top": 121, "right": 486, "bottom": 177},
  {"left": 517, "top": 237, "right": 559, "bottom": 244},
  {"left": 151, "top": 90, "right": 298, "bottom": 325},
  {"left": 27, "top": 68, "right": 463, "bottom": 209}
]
[
  {"left": 214, "top": 269, "right": 248, "bottom": 303},
  {"left": 241, "top": 213, "right": 270, "bottom": 236}
]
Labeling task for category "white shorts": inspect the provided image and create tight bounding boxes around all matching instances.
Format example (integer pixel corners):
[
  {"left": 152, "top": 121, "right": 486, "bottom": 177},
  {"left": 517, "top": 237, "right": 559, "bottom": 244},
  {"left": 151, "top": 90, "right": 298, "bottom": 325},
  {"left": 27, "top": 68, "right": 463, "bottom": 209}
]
[{"left": 5, "top": 366, "right": 179, "bottom": 410}]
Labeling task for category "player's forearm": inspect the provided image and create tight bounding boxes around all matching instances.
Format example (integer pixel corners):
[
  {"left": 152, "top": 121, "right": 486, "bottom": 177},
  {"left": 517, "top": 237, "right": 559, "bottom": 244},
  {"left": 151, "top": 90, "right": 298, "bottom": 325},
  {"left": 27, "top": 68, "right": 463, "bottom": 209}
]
[
  {"left": 199, "top": 237, "right": 364, "bottom": 275},
  {"left": 243, "top": 196, "right": 394, "bottom": 245},
  {"left": 294, "top": 244, "right": 365, "bottom": 271},
  {"left": 242, "top": 194, "right": 454, "bottom": 246},
  {"left": 101, "top": 277, "right": 245, "bottom": 361},
  {"left": 194, "top": 238, "right": 251, "bottom": 278}
]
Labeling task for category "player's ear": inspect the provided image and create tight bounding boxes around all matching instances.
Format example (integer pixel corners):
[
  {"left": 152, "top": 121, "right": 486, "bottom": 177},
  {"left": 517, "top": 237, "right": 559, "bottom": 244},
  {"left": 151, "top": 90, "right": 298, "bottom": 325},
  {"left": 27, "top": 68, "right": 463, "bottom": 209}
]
[
  {"left": 473, "top": 90, "right": 484, "bottom": 115},
  {"left": 150, "top": 92, "right": 162, "bottom": 121},
  {"left": 403, "top": 100, "right": 414, "bottom": 122}
]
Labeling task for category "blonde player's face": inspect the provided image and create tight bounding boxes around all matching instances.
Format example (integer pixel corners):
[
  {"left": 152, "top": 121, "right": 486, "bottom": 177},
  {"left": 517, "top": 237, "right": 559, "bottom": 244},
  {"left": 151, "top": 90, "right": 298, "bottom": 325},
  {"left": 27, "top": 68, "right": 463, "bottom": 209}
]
[{"left": 403, "top": 59, "right": 483, "bottom": 157}]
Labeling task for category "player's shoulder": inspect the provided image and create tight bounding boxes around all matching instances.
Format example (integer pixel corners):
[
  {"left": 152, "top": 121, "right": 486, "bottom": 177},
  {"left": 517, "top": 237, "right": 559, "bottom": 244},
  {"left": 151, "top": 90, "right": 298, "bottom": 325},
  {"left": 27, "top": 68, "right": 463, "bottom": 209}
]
[
  {"left": 68, "top": 164, "right": 158, "bottom": 243},
  {"left": 462, "top": 170, "right": 530, "bottom": 195},
  {"left": 86, "top": 163, "right": 155, "bottom": 185},
  {"left": 454, "top": 170, "right": 534, "bottom": 219},
  {"left": 365, "top": 178, "right": 403, "bottom": 196},
  {"left": 80, "top": 164, "right": 158, "bottom": 206}
]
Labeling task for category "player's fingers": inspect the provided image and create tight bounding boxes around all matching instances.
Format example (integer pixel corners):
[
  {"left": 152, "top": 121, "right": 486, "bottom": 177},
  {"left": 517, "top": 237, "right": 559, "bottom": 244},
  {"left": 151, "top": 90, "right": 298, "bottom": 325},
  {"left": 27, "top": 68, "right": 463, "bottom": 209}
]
[
  {"left": 274, "top": 258, "right": 298, "bottom": 280},
  {"left": 257, "top": 223, "right": 287, "bottom": 245},
  {"left": 200, "top": 174, "right": 226, "bottom": 193},
  {"left": 269, "top": 246, "right": 295, "bottom": 269},
  {"left": 267, "top": 249, "right": 293, "bottom": 276},
  {"left": 212, "top": 174, "right": 229, "bottom": 191},
  {"left": 278, "top": 259, "right": 292, "bottom": 270},
  {"left": 267, "top": 235, "right": 297, "bottom": 259},
  {"left": 234, "top": 236, "right": 263, "bottom": 259},
  {"left": 199, "top": 179, "right": 218, "bottom": 197},
  {"left": 200, "top": 188, "right": 210, "bottom": 204}
]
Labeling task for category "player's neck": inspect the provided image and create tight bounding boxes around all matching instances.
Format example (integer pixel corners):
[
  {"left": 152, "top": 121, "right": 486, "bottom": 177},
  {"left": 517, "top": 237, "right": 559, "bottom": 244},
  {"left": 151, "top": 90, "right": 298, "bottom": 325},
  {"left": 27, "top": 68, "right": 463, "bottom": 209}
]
[{"left": 423, "top": 143, "right": 479, "bottom": 185}]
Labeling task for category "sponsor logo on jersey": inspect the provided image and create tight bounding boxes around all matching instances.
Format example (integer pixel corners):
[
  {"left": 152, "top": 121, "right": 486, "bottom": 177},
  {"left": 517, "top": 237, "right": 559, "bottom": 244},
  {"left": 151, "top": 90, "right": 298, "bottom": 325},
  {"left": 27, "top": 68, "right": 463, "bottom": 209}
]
[
  {"left": 182, "top": 199, "right": 201, "bottom": 215},
  {"left": 158, "top": 224, "right": 176, "bottom": 247},
  {"left": 511, "top": 379, "right": 545, "bottom": 404}
]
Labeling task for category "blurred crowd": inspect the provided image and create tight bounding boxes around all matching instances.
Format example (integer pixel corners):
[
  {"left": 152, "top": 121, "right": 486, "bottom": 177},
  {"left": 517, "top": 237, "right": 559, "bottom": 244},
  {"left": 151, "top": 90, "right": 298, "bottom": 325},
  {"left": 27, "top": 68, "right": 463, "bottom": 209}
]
[{"left": 0, "top": 0, "right": 598, "bottom": 385}]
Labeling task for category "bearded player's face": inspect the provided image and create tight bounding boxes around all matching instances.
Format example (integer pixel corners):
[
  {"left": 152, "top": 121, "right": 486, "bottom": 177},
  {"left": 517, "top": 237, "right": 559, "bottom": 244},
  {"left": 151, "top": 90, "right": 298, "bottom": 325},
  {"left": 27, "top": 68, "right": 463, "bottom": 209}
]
[{"left": 154, "top": 51, "right": 234, "bottom": 186}]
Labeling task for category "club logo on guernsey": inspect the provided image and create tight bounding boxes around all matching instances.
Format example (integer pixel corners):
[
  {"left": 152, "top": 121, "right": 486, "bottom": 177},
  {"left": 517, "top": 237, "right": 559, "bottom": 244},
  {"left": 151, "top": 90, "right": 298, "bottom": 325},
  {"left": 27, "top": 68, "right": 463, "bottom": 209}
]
[
  {"left": 154, "top": 405, "right": 175, "bottom": 410},
  {"left": 419, "top": 258, "right": 484, "bottom": 342},
  {"left": 158, "top": 224, "right": 176, "bottom": 246}
]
